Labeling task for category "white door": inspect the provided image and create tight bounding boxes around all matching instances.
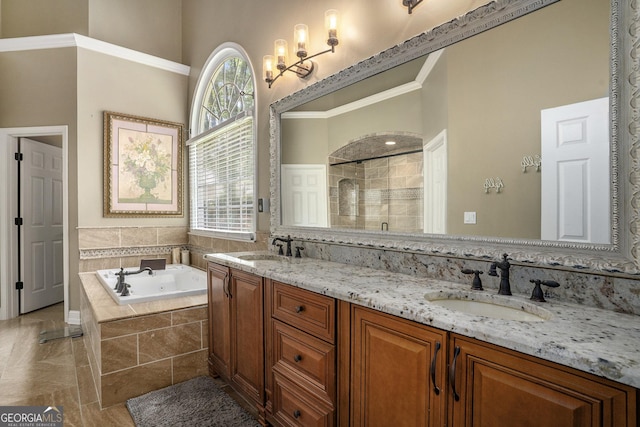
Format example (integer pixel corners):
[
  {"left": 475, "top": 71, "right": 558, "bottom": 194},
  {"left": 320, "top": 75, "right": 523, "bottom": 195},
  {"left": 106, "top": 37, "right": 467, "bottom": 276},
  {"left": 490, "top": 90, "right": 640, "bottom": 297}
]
[
  {"left": 281, "top": 164, "right": 328, "bottom": 227},
  {"left": 424, "top": 130, "right": 447, "bottom": 234},
  {"left": 541, "top": 97, "right": 610, "bottom": 244},
  {"left": 21, "top": 138, "right": 64, "bottom": 313}
]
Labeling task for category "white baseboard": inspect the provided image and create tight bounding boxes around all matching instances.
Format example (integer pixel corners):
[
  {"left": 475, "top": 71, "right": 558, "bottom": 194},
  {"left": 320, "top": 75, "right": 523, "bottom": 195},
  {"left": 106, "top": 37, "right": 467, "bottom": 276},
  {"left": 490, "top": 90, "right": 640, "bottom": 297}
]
[{"left": 67, "top": 310, "right": 81, "bottom": 325}]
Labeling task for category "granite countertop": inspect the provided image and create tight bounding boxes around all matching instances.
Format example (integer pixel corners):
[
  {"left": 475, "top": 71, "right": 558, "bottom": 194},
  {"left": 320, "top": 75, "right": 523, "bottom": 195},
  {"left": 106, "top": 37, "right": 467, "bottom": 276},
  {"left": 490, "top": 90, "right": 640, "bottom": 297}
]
[{"left": 205, "top": 251, "right": 640, "bottom": 389}]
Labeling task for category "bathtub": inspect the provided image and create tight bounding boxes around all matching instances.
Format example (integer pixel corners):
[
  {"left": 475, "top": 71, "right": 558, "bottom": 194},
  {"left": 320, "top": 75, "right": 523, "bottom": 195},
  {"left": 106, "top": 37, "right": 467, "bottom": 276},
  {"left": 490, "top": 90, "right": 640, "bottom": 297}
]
[{"left": 95, "top": 264, "right": 207, "bottom": 305}]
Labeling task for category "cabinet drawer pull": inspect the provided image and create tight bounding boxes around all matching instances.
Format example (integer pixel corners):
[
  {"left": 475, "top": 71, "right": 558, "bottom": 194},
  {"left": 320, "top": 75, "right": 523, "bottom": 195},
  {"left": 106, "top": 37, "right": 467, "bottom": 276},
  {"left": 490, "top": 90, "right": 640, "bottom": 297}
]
[
  {"left": 294, "top": 354, "right": 302, "bottom": 363},
  {"left": 430, "top": 341, "right": 441, "bottom": 395},
  {"left": 295, "top": 305, "right": 305, "bottom": 313},
  {"left": 449, "top": 345, "right": 461, "bottom": 402},
  {"left": 293, "top": 409, "right": 301, "bottom": 419}
]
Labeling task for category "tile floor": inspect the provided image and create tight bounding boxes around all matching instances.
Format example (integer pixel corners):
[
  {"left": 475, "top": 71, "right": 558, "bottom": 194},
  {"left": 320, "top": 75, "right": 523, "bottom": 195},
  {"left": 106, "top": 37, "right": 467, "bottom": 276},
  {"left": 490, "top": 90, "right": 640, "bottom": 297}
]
[{"left": 0, "top": 303, "right": 134, "bottom": 426}]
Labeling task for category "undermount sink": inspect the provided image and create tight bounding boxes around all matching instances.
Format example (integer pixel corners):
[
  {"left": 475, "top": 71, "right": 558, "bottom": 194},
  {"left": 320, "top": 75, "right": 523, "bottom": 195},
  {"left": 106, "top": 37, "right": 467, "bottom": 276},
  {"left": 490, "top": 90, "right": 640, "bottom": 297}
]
[
  {"left": 234, "top": 253, "right": 290, "bottom": 262},
  {"left": 425, "top": 291, "right": 551, "bottom": 322}
]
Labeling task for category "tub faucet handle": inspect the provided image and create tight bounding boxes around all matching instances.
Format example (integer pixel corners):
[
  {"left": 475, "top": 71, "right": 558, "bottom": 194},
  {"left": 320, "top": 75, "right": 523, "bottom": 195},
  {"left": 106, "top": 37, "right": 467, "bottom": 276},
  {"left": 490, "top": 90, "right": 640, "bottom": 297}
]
[{"left": 120, "top": 284, "right": 131, "bottom": 297}]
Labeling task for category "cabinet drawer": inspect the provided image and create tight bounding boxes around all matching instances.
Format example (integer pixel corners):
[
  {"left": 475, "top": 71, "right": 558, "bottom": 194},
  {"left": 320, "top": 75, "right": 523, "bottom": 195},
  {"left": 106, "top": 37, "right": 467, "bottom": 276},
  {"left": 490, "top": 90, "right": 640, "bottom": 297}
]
[
  {"left": 272, "top": 371, "right": 334, "bottom": 427},
  {"left": 272, "top": 282, "right": 335, "bottom": 343},
  {"left": 272, "top": 320, "right": 335, "bottom": 404}
]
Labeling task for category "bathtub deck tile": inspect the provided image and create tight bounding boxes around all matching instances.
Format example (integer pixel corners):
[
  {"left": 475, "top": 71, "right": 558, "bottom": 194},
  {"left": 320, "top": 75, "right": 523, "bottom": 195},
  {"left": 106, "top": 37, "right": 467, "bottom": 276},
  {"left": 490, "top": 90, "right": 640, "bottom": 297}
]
[
  {"left": 101, "top": 335, "right": 138, "bottom": 373},
  {"left": 138, "top": 323, "right": 202, "bottom": 364},
  {"left": 171, "top": 306, "right": 207, "bottom": 325},
  {"left": 101, "top": 359, "right": 172, "bottom": 408},
  {"left": 172, "top": 349, "right": 209, "bottom": 384},
  {"left": 79, "top": 273, "right": 206, "bottom": 323},
  {"left": 100, "top": 313, "right": 172, "bottom": 339}
]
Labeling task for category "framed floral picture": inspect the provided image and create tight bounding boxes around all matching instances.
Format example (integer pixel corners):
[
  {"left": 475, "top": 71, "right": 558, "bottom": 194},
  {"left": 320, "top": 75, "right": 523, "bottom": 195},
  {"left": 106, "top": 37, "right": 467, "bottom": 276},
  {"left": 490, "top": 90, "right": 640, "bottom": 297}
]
[{"left": 103, "top": 111, "right": 184, "bottom": 217}]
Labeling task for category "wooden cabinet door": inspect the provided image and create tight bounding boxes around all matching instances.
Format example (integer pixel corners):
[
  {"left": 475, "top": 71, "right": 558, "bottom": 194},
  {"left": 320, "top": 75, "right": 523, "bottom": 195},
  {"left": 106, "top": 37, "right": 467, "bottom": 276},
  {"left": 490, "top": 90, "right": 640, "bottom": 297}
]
[
  {"left": 448, "top": 334, "right": 637, "bottom": 427},
  {"left": 230, "top": 269, "right": 265, "bottom": 406},
  {"left": 207, "top": 262, "right": 230, "bottom": 380},
  {"left": 351, "top": 305, "right": 447, "bottom": 427}
]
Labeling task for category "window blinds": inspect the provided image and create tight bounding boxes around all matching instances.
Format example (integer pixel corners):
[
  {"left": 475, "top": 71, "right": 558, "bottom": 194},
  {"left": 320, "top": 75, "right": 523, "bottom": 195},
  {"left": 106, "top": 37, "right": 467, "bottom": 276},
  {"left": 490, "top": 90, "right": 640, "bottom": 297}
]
[{"left": 188, "top": 114, "right": 255, "bottom": 240}]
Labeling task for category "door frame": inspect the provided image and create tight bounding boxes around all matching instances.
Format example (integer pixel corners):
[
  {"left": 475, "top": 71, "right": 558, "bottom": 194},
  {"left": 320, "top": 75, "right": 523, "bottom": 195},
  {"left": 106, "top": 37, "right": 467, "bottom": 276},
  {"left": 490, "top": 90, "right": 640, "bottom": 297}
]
[
  {"left": 424, "top": 129, "right": 448, "bottom": 234},
  {"left": 0, "top": 126, "right": 69, "bottom": 322}
]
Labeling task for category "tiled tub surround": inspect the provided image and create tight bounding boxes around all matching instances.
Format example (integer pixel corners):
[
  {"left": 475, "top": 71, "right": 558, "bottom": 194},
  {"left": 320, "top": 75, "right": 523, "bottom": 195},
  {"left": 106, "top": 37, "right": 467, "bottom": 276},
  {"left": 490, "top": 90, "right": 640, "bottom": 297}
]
[
  {"left": 206, "top": 251, "right": 640, "bottom": 389},
  {"left": 187, "top": 231, "right": 269, "bottom": 270},
  {"left": 77, "top": 226, "right": 268, "bottom": 273},
  {"left": 78, "top": 226, "right": 189, "bottom": 273},
  {"left": 79, "top": 272, "right": 208, "bottom": 408}
]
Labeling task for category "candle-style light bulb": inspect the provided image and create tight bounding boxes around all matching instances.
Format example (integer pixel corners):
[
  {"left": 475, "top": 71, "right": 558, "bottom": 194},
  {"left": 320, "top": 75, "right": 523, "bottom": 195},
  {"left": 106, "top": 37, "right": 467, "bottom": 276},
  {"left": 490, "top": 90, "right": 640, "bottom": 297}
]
[
  {"left": 263, "top": 55, "right": 274, "bottom": 82},
  {"left": 294, "top": 24, "right": 309, "bottom": 58},
  {"left": 274, "top": 39, "right": 288, "bottom": 70},
  {"left": 325, "top": 9, "right": 339, "bottom": 47}
]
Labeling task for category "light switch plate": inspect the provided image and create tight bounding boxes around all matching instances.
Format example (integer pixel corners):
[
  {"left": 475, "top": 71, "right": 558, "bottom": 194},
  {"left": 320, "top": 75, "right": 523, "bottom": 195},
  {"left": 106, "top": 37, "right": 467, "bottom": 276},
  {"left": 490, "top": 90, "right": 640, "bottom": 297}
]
[{"left": 464, "top": 211, "right": 477, "bottom": 224}]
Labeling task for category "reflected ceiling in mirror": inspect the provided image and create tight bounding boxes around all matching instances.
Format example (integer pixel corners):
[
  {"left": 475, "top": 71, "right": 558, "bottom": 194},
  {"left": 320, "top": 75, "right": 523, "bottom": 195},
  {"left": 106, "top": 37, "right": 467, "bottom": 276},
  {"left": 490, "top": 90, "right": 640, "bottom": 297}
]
[{"left": 270, "top": 0, "right": 640, "bottom": 274}]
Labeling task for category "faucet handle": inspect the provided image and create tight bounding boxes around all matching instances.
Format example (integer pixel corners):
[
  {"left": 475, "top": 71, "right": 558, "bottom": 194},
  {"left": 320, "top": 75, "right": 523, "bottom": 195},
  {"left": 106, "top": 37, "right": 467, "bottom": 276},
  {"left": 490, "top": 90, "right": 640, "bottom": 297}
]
[
  {"left": 461, "top": 269, "right": 484, "bottom": 291},
  {"left": 276, "top": 244, "right": 284, "bottom": 256},
  {"left": 295, "top": 246, "right": 304, "bottom": 258},
  {"left": 529, "top": 279, "right": 560, "bottom": 302}
]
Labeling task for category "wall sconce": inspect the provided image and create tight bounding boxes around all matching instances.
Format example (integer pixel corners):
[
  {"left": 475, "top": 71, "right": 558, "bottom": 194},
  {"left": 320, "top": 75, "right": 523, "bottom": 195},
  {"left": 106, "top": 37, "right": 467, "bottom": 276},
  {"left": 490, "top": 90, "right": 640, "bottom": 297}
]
[
  {"left": 402, "top": 0, "right": 424, "bottom": 14},
  {"left": 263, "top": 9, "right": 340, "bottom": 88}
]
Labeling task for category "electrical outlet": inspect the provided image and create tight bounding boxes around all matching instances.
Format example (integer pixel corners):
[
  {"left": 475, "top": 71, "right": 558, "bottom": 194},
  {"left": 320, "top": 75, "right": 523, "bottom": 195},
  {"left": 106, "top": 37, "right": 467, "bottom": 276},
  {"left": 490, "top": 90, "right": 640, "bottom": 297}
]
[{"left": 464, "top": 212, "right": 477, "bottom": 224}]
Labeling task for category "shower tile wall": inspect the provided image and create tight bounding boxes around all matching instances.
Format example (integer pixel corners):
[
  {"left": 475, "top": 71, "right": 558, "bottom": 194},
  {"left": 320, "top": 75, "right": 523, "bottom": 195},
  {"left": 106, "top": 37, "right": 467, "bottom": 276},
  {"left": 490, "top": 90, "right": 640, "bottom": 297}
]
[{"left": 329, "top": 152, "right": 423, "bottom": 232}]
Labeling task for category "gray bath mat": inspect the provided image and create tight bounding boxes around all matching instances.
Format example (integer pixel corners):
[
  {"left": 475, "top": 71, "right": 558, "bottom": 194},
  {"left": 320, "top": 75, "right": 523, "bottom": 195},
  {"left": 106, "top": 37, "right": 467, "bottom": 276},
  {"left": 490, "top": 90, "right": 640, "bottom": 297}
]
[{"left": 126, "top": 376, "right": 259, "bottom": 427}]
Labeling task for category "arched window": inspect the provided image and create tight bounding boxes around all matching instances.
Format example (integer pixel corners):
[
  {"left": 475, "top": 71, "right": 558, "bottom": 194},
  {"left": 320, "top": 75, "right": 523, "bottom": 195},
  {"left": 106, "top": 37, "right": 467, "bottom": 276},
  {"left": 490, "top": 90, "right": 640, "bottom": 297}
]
[{"left": 188, "top": 43, "right": 256, "bottom": 240}]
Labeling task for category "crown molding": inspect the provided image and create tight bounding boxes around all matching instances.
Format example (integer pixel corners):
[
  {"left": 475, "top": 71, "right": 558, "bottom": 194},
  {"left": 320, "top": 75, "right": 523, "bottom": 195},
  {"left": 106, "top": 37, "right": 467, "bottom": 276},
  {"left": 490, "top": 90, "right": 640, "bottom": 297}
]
[
  {"left": 280, "top": 49, "right": 445, "bottom": 120},
  {"left": 0, "top": 33, "right": 190, "bottom": 76}
]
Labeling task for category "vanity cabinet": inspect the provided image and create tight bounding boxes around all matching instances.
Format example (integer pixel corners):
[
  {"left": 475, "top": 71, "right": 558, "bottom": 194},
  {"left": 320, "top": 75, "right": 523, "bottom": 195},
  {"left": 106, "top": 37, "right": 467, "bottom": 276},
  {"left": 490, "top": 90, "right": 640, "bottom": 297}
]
[
  {"left": 206, "top": 262, "right": 637, "bottom": 427},
  {"left": 207, "top": 263, "right": 265, "bottom": 423},
  {"left": 266, "top": 281, "right": 337, "bottom": 427},
  {"left": 344, "top": 305, "right": 636, "bottom": 427},
  {"left": 448, "top": 333, "right": 637, "bottom": 427},
  {"left": 349, "top": 305, "right": 447, "bottom": 427}
]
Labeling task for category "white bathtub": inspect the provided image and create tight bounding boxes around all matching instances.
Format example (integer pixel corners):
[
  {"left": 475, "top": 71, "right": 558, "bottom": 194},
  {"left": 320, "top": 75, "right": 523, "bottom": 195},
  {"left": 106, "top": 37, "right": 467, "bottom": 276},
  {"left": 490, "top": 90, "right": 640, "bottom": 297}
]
[{"left": 96, "top": 264, "right": 207, "bottom": 305}]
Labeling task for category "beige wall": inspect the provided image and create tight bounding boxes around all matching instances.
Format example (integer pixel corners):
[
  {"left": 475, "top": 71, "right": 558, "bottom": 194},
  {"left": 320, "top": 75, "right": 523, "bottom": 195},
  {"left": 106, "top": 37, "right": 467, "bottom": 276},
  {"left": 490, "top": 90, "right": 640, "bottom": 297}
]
[
  {"left": 88, "top": 0, "right": 182, "bottom": 62},
  {"left": 76, "top": 48, "right": 189, "bottom": 227},
  {"left": 328, "top": 92, "right": 423, "bottom": 153},
  {"left": 1, "top": 0, "right": 89, "bottom": 38},
  {"left": 445, "top": 0, "right": 609, "bottom": 238},
  {"left": 1, "top": 0, "right": 182, "bottom": 63}
]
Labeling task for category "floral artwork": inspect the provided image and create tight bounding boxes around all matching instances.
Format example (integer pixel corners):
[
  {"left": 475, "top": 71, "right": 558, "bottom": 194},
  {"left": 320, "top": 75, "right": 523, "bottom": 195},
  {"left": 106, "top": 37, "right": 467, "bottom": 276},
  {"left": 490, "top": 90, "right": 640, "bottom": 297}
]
[
  {"left": 119, "top": 130, "right": 172, "bottom": 202},
  {"left": 104, "top": 112, "right": 184, "bottom": 217}
]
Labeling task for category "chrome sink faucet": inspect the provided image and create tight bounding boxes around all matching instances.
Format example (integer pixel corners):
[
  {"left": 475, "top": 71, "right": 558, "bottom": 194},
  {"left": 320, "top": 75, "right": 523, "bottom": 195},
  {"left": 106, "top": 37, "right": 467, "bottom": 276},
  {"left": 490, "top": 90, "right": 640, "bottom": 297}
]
[
  {"left": 488, "top": 253, "right": 512, "bottom": 295},
  {"left": 272, "top": 235, "right": 293, "bottom": 256}
]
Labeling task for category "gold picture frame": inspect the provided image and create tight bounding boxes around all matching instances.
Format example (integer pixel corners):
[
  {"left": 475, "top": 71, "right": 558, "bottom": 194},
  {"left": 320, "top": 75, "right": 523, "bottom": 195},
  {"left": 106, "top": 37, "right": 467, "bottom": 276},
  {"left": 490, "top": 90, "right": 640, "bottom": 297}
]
[{"left": 103, "top": 111, "right": 184, "bottom": 217}]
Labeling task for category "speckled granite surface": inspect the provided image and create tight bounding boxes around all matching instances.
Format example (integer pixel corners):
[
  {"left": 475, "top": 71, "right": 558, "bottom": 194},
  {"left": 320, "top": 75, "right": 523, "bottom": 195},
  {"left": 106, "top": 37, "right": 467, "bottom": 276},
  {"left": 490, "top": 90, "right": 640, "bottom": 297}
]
[{"left": 205, "top": 251, "right": 640, "bottom": 389}]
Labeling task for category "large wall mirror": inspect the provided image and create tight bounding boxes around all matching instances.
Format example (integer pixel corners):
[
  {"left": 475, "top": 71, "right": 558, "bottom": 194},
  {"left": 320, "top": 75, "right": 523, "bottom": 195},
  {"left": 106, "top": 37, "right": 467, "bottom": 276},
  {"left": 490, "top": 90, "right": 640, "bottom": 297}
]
[{"left": 270, "top": 0, "right": 640, "bottom": 274}]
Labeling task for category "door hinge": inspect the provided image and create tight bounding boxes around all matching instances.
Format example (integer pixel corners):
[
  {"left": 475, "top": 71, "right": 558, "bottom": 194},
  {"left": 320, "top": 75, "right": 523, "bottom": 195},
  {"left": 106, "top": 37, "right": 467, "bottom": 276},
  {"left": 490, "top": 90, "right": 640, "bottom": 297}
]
[
  {"left": 14, "top": 152, "right": 23, "bottom": 161},
  {"left": 15, "top": 281, "right": 23, "bottom": 290},
  {"left": 14, "top": 218, "right": 23, "bottom": 226}
]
